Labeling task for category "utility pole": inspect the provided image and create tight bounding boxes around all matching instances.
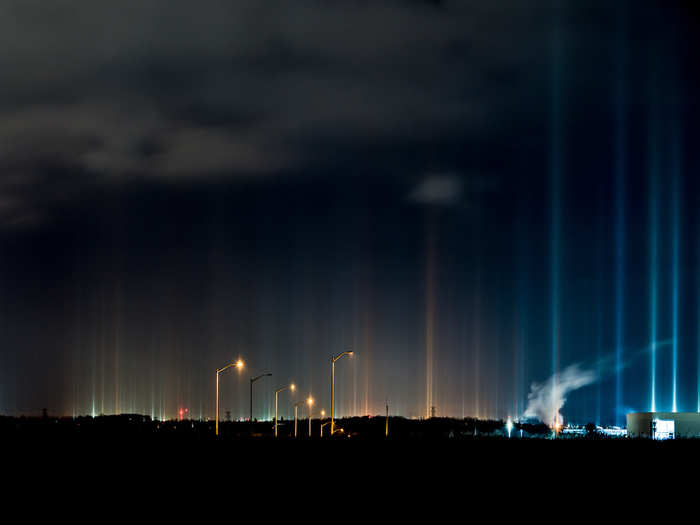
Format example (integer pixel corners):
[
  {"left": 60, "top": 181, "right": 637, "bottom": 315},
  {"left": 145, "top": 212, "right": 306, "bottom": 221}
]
[{"left": 385, "top": 399, "right": 389, "bottom": 437}]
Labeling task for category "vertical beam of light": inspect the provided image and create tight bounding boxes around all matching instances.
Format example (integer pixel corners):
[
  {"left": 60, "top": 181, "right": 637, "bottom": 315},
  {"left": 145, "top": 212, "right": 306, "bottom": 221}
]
[
  {"left": 613, "top": 16, "right": 627, "bottom": 426},
  {"left": 150, "top": 343, "right": 155, "bottom": 421},
  {"left": 515, "top": 201, "right": 529, "bottom": 421},
  {"left": 671, "top": 122, "right": 681, "bottom": 413},
  {"left": 549, "top": 15, "right": 562, "bottom": 427},
  {"left": 595, "top": 295, "right": 603, "bottom": 425},
  {"left": 100, "top": 295, "right": 105, "bottom": 416},
  {"left": 473, "top": 264, "right": 481, "bottom": 420},
  {"left": 352, "top": 324, "right": 358, "bottom": 414},
  {"left": 648, "top": 50, "right": 660, "bottom": 413},
  {"left": 461, "top": 308, "right": 466, "bottom": 419},
  {"left": 517, "top": 313, "right": 527, "bottom": 421},
  {"left": 114, "top": 284, "right": 121, "bottom": 415},
  {"left": 425, "top": 215, "right": 436, "bottom": 419},
  {"left": 363, "top": 303, "right": 371, "bottom": 417},
  {"left": 697, "top": 226, "right": 700, "bottom": 413},
  {"left": 595, "top": 188, "right": 604, "bottom": 425},
  {"left": 160, "top": 386, "right": 165, "bottom": 422},
  {"left": 648, "top": 121, "right": 659, "bottom": 413},
  {"left": 353, "top": 288, "right": 359, "bottom": 418},
  {"left": 513, "top": 312, "right": 522, "bottom": 419},
  {"left": 91, "top": 322, "right": 97, "bottom": 418}
]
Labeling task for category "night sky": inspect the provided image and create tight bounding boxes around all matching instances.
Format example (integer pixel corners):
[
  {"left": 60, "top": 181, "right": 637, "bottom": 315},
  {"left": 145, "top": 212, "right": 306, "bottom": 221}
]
[{"left": 1, "top": 1, "right": 698, "bottom": 426}]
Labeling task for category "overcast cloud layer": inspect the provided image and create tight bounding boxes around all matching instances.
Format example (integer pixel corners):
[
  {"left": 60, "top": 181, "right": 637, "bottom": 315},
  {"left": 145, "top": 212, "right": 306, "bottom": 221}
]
[{"left": 2, "top": 0, "right": 669, "bottom": 228}]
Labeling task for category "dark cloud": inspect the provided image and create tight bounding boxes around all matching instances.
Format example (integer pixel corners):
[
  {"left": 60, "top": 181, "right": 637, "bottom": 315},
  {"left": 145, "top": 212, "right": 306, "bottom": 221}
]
[
  {"left": 0, "top": 1, "right": 694, "bottom": 228},
  {"left": 407, "top": 173, "right": 463, "bottom": 206}
]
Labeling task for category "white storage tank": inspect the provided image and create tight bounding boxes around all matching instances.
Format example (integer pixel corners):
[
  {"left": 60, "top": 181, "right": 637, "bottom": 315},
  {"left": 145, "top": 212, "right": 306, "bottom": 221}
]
[{"left": 627, "top": 412, "right": 700, "bottom": 439}]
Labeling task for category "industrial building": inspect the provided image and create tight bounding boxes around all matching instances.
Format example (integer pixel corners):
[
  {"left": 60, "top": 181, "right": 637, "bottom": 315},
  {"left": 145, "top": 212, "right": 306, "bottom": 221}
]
[{"left": 627, "top": 412, "right": 700, "bottom": 439}]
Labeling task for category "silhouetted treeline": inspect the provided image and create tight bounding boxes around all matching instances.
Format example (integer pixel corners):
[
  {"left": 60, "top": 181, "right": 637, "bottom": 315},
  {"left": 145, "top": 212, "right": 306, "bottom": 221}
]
[{"left": 0, "top": 414, "right": 632, "bottom": 441}]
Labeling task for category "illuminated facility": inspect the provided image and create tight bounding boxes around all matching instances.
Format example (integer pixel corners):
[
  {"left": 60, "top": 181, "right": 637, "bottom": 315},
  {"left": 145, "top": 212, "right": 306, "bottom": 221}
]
[{"left": 626, "top": 412, "right": 700, "bottom": 440}]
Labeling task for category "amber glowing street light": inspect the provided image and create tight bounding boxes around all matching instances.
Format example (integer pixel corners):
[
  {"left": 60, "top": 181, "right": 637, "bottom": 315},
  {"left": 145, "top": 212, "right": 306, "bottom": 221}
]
[
  {"left": 306, "top": 396, "right": 314, "bottom": 437},
  {"left": 215, "top": 359, "right": 244, "bottom": 436},
  {"left": 319, "top": 409, "right": 327, "bottom": 437},
  {"left": 274, "top": 383, "right": 295, "bottom": 437},
  {"left": 330, "top": 351, "right": 353, "bottom": 435}
]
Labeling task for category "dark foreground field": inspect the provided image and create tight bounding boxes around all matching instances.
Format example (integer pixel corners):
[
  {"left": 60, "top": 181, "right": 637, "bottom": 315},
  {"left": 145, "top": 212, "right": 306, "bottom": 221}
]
[
  {"left": 4, "top": 414, "right": 698, "bottom": 509},
  {"left": 5, "top": 414, "right": 700, "bottom": 473}
]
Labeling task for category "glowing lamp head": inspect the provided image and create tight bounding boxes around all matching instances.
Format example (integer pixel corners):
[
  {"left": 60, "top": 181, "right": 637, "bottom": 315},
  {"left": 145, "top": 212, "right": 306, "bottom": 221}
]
[
  {"left": 307, "top": 397, "right": 314, "bottom": 406},
  {"left": 321, "top": 410, "right": 326, "bottom": 417},
  {"left": 235, "top": 359, "right": 244, "bottom": 370},
  {"left": 290, "top": 383, "right": 296, "bottom": 392}
]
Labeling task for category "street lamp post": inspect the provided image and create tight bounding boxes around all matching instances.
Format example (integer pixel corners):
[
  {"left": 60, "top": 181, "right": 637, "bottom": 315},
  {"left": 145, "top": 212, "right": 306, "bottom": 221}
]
[
  {"left": 330, "top": 351, "right": 353, "bottom": 436},
  {"left": 274, "top": 383, "right": 295, "bottom": 437},
  {"left": 320, "top": 421, "right": 330, "bottom": 437},
  {"left": 215, "top": 359, "right": 244, "bottom": 436},
  {"left": 307, "top": 396, "right": 314, "bottom": 437},
  {"left": 319, "top": 409, "right": 326, "bottom": 437},
  {"left": 250, "top": 372, "right": 272, "bottom": 425}
]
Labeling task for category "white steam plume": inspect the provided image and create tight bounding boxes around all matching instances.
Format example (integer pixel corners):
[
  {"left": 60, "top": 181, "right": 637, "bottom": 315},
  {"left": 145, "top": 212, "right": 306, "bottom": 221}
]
[
  {"left": 522, "top": 340, "right": 673, "bottom": 427},
  {"left": 523, "top": 363, "right": 597, "bottom": 427}
]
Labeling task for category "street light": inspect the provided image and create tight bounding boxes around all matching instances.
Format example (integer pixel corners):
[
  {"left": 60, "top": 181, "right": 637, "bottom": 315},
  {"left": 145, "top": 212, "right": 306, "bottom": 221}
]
[
  {"left": 274, "top": 383, "right": 295, "bottom": 437},
  {"left": 319, "top": 409, "right": 326, "bottom": 437},
  {"left": 320, "top": 421, "right": 331, "bottom": 437},
  {"left": 307, "top": 396, "right": 314, "bottom": 437},
  {"left": 250, "top": 372, "right": 272, "bottom": 424},
  {"left": 330, "top": 351, "right": 353, "bottom": 436},
  {"left": 215, "top": 359, "right": 244, "bottom": 436}
]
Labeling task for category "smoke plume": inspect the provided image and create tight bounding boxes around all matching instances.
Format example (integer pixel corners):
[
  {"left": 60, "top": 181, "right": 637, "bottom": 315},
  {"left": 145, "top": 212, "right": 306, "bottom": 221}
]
[
  {"left": 523, "top": 339, "right": 673, "bottom": 426},
  {"left": 523, "top": 363, "right": 598, "bottom": 426}
]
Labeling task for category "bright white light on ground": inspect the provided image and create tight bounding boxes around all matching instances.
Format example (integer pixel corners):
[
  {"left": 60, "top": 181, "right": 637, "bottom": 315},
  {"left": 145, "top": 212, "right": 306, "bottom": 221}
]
[{"left": 653, "top": 418, "right": 674, "bottom": 440}]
